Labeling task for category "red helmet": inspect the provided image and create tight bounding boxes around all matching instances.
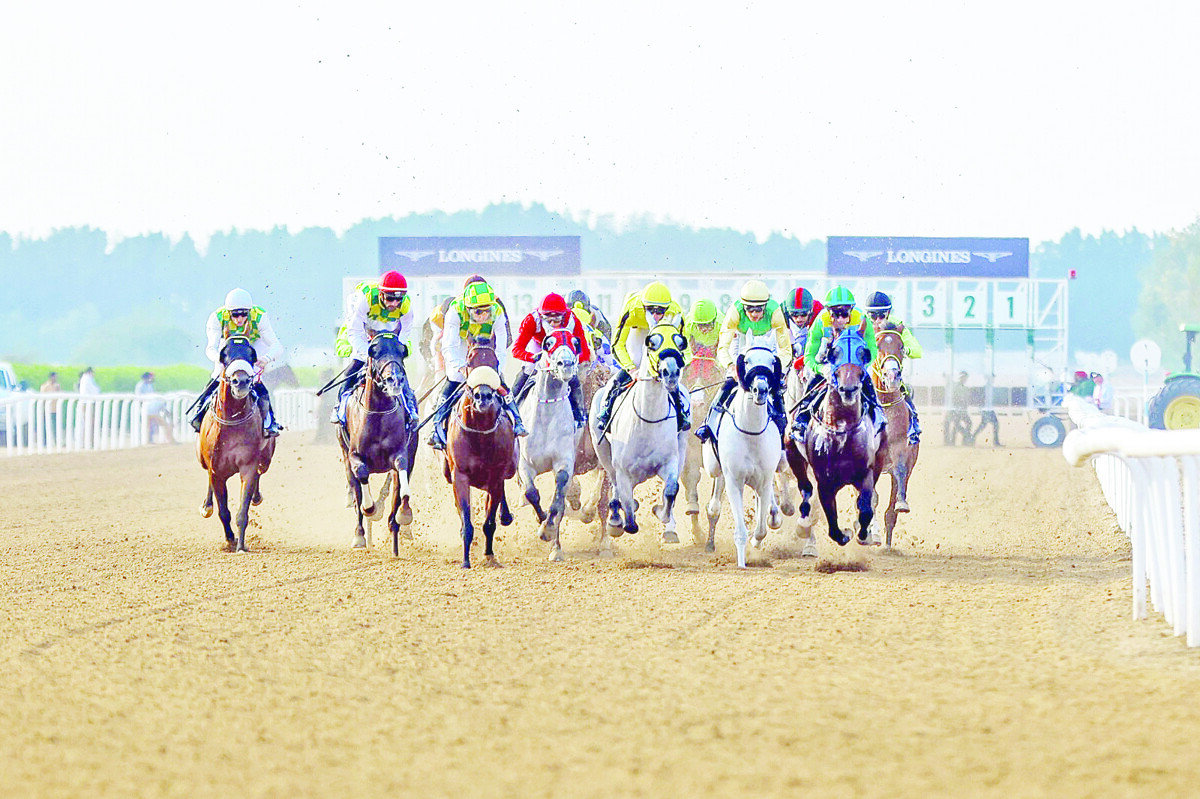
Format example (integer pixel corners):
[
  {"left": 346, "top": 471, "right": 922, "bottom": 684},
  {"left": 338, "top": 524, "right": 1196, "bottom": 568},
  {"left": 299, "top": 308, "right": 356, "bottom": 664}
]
[
  {"left": 380, "top": 271, "right": 407, "bottom": 292},
  {"left": 539, "top": 293, "right": 569, "bottom": 314}
]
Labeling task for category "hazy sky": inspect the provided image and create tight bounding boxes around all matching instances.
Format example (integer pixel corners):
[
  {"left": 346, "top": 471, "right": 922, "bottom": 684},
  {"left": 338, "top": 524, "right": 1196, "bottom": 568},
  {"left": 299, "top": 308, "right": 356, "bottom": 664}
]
[{"left": 2, "top": 1, "right": 1197, "bottom": 245}]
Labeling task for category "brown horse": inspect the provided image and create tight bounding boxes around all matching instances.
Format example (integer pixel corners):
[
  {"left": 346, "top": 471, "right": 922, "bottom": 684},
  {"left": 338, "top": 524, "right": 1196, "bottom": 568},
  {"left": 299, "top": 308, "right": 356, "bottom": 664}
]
[
  {"left": 444, "top": 364, "right": 519, "bottom": 568},
  {"left": 870, "top": 322, "right": 919, "bottom": 546},
  {"left": 338, "top": 333, "right": 418, "bottom": 554},
  {"left": 793, "top": 329, "right": 886, "bottom": 546},
  {"left": 197, "top": 337, "right": 276, "bottom": 552}
]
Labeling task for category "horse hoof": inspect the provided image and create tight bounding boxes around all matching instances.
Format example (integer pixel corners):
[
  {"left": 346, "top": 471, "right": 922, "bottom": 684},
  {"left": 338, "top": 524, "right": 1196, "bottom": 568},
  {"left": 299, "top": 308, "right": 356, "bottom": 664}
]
[
  {"left": 237, "top": 546, "right": 250, "bottom": 554},
  {"left": 662, "top": 530, "right": 679, "bottom": 544},
  {"left": 200, "top": 505, "right": 213, "bottom": 519},
  {"left": 779, "top": 499, "right": 795, "bottom": 517},
  {"left": 539, "top": 524, "right": 553, "bottom": 543},
  {"left": 686, "top": 501, "right": 700, "bottom": 516},
  {"left": 251, "top": 492, "right": 263, "bottom": 507},
  {"left": 398, "top": 508, "right": 414, "bottom": 526},
  {"left": 624, "top": 521, "right": 639, "bottom": 535},
  {"left": 548, "top": 547, "right": 565, "bottom": 563},
  {"left": 895, "top": 499, "right": 910, "bottom": 513},
  {"left": 580, "top": 508, "right": 596, "bottom": 524},
  {"left": 361, "top": 503, "right": 376, "bottom": 518},
  {"left": 353, "top": 535, "right": 367, "bottom": 549},
  {"left": 599, "top": 547, "right": 615, "bottom": 559},
  {"left": 500, "top": 511, "right": 514, "bottom": 527},
  {"left": 768, "top": 510, "right": 783, "bottom": 530},
  {"left": 486, "top": 556, "right": 503, "bottom": 568},
  {"left": 801, "top": 542, "right": 819, "bottom": 558},
  {"left": 830, "top": 531, "right": 850, "bottom": 547},
  {"left": 705, "top": 541, "right": 715, "bottom": 553}
]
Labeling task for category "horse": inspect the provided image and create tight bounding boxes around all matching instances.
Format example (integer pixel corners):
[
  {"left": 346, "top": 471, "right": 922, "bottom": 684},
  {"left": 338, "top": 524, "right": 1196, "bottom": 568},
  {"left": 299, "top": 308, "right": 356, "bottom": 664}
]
[
  {"left": 793, "top": 328, "right": 886, "bottom": 547},
  {"left": 444, "top": 364, "right": 519, "bottom": 568},
  {"left": 517, "top": 329, "right": 584, "bottom": 562},
  {"left": 590, "top": 325, "right": 690, "bottom": 555},
  {"left": 197, "top": 337, "right": 276, "bottom": 552},
  {"left": 868, "top": 321, "right": 919, "bottom": 547},
  {"left": 701, "top": 347, "right": 784, "bottom": 568},
  {"left": 337, "top": 333, "right": 418, "bottom": 554}
]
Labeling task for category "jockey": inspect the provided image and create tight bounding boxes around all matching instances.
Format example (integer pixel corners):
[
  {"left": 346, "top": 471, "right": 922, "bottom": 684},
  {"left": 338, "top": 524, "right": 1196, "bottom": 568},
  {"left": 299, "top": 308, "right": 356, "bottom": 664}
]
[
  {"left": 790, "top": 285, "right": 885, "bottom": 443},
  {"left": 190, "top": 288, "right": 284, "bottom": 437},
  {"left": 865, "top": 290, "right": 922, "bottom": 445},
  {"left": 695, "top": 280, "right": 791, "bottom": 443},
  {"left": 332, "top": 269, "right": 419, "bottom": 426},
  {"left": 573, "top": 307, "right": 619, "bottom": 369},
  {"left": 429, "top": 278, "right": 526, "bottom": 450},
  {"left": 684, "top": 298, "right": 720, "bottom": 365},
  {"left": 593, "top": 280, "right": 691, "bottom": 433},
  {"left": 510, "top": 292, "right": 593, "bottom": 428},
  {"left": 426, "top": 274, "right": 488, "bottom": 377},
  {"left": 782, "top": 287, "right": 823, "bottom": 375},
  {"left": 566, "top": 289, "right": 612, "bottom": 340}
]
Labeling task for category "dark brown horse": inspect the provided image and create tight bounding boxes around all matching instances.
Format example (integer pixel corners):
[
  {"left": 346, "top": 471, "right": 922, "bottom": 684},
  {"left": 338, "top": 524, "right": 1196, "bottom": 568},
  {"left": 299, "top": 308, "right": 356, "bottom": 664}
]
[
  {"left": 870, "top": 322, "right": 918, "bottom": 546},
  {"left": 338, "top": 333, "right": 418, "bottom": 554},
  {"left": 197, "top": 337, "right": 276, "bottom": 552},
  {"left": 793, "top": 329, "right": 886, "bottom": 547},
  {"left": 444, "top": 364, "right": 519, "bottom": 568}
]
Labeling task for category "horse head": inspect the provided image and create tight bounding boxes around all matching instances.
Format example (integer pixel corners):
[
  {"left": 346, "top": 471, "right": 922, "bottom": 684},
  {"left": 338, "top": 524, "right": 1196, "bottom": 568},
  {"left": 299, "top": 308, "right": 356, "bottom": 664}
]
[
  {"left": 464, "top": 365, "right": 503, "bottom": 417},
  {"left": 827, "top": 330, "right": 871, "bottom": 408},
  {"left": 736, "top": 346, "right": 780, "bottom": 407},
  {"left": 367, "top": 332, "right": 410, "bottom": 399},
  {"left": 644, "top": 323, "right": 687, "bottom": 393},
  {"left": 873, "top": 322, "right": 905, "bottom": 394},
  {"left": 467, "top": 334, "right": 500, "bottom": 371},
  {"left": 220, "top": 336, "right": 258, "bottom": 400},
  {"left": 541, "top": 330, "right": 580, "bottom": 384}
]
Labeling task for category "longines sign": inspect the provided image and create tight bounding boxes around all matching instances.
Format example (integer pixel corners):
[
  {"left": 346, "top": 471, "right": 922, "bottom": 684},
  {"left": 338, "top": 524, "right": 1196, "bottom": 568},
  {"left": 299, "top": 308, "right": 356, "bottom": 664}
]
[
  {"left": 379, "top": 236, "right": 582, "bottom": 277},
  {"left": 827, "top": 236, "right": 1030, "bottom": 278}
]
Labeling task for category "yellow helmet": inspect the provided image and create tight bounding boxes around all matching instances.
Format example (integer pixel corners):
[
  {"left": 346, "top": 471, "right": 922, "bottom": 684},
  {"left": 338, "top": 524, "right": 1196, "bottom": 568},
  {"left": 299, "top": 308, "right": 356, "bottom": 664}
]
[
  {"left": 740, "top": 279, "right": 770, "bottom": 305},
  {"left": 464, "top": 281, "right": 496, "bottom": 309},
  {"left": 642, "top": 281, "right": 672, "bottom": 308}
]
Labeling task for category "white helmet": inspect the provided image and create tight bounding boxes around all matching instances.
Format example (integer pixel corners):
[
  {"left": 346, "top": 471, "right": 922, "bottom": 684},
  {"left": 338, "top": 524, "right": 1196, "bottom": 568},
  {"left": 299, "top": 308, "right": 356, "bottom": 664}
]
[{"left": 224, "top": 288, "right": 253, "bottom": 310}]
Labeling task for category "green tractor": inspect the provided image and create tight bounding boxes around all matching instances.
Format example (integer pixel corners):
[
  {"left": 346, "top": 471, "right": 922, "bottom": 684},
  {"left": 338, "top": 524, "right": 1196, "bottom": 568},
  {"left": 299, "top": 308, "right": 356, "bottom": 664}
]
[{"left": 1148, "top": 324, "right": 1200, "bottom": 429}]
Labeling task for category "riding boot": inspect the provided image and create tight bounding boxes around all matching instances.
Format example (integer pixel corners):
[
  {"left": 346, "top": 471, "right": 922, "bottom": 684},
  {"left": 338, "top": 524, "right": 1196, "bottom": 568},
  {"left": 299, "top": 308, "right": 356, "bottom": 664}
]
[
  {"left": 695, "top": 377, "right": 736, "bottom": 442},
  {"left": 501, "top": 391, "right": 528, "bottom": 437},
  {"left": 790, "top": 375, "right": 824, "bottom": 443},
  {"left": 862, "top": 378, "right": 887, "bottom": 436},
  {"left": 402, "top": 380, "right": 420, "bottom": 431},
  {"left": 510, "top": 368, "right": 533, "bottom": 404},
  {"left": 904, "top": 392, "right": 921, "bottom": 445},
  {"left": 594, "top": 369, "right": 632, "bottom": 433},
  {"left": 568, "top": 374, "right": 587, "bottom": 429},
  {"left": 189, "top": 378, "right": 219, "bottom": 432},
  {"left": 428, "top": 380, "right": 460, "bottom": 450},
  {"left": 331, "top": 359, "right": 366, "bottom": 424},
  {"left": 254, "top": 383, "right": 284, "bottom": 437},
  {"left": 672, "top": 385, "right": 691, "bottom": 432},
  {"left": 769, "top": 381, "right": 788, "bottom": 443}
]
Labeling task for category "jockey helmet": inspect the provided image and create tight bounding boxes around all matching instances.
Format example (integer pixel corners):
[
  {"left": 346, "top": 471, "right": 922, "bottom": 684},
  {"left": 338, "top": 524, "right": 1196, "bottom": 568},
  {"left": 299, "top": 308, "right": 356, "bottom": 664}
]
[
  {"left": 464, "top": 280, "right": 497, "bottom": 309},
  {"left": 824, "top": 285, "right": 855, "bottom": 309},
  {"left": 642, "top": 281, "right": 672, "bottom": 313},
  {"left": 539, "top": 293, "right": 569, "bottom": 315},
  {"left": 691, "top": 298, "right": 719, "bottom": 325},
  {"left": 740, "top": 279, "right": 770, "bottom": 305},
  {"left": 466, "top": 365, "right": 502, "bottom": 390},
  {"left": 785, "top": 287, "right": 815, "bottom": 315},
  {"left": 865, "top": 291, "right": 892, "bottom": 314},
  {"left": 379, "top": 270, "right": 407, "bottom": 293},
  {"left": 224, "top": 288, "right": 253, "bottom": 310},
  {"left": 574, "top": 308, "right": 594, "bottom": 328},
  {"left": 567, "top": 289, "right": 590, "bottom": 308}
]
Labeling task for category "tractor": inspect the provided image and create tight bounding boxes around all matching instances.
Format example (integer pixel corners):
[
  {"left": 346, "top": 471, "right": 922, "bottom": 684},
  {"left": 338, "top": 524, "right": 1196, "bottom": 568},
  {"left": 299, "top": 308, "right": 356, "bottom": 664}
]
[{"left": 1147, "top": 324, "right": 1200, "bottom": 429}]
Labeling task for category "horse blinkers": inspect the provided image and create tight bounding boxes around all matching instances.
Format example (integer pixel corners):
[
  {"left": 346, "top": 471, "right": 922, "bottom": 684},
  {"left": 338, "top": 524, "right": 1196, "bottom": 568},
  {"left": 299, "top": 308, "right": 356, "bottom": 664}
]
[{"left": 736, "top": 353, "right": 748, "bottom": 389}]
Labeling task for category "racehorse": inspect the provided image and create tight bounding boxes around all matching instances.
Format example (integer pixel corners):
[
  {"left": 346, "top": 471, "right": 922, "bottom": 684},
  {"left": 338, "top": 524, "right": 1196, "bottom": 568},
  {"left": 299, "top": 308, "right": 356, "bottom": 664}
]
[
  {"left": 517, "top": 329, "right": 583, "bottom": 562},
  {"left": 337, "top": 333, "right": 418, "bottom": 554},
  {"left": 197, "top": 336, "right": 276, "bottom": 552},
  {"left": 590, "top": 325, "right": 690, "bottom": 554},
  {"left": 444, "top": 364, "right": 519, "bottom": 568},
  {"left": 869, "top": 321, "right": 919, "bottom": 547},
  {"left": 792, "top": 328, "right": 886, "bottom": 547},
  {"left": 701, "top": 347, "right": 784, "bottom": 568}
]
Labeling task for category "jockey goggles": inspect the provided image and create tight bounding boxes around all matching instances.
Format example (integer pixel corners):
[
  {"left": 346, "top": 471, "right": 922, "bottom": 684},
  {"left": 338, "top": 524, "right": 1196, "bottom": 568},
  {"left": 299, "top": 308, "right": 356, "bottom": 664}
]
[
  {"left": 645, "top": 304, "right": 668, "bottom": 316},
  {"left": 830, "top": 306, "right": 851, "bottom": 319},
  {"left": 381, "top": 290, "right": 406, "bottom": 303},
  {"left": 230, "top": 308, "right": 250, "bottom": 319},
  {"left": 868, "top": 309, "right": 889, "bottom": 320},
  {"left": 744, "top": 303, "right": 767, "bottom": 314}
]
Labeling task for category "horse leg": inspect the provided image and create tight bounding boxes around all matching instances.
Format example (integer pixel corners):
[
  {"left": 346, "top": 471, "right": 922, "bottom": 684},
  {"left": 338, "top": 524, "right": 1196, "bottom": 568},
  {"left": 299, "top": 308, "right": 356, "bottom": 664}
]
[
  {"left": 856, "top": 476, "right": 877, "bottom": 545},
  {"left": 683, "top": 441, "right": 701, "bottom": 516},
  {"left": 212, "top": 475, "right": 235, "bottom": 550},
  {"left": 520, "top": 458, "right": 547, "bottom": 524},
  {"left": 499, "top": 489, "right": 513, "bottom": 526},
  {"left": 482, "top": 483, "right": 504, "bottom": 567},
  {"left": 657, "top": 469, "right": 681, "bottom": 544},
  {"left": 235, "top": 467, "right": 258, "bottom": 553},
  {"left": 542, "top": 469, "right": 570, "bottom": 559},
  {"left": 704, "top": 467, "right": 722, "bottom": 553},
  {"left": 566, "top": 475, "right": 582, "bottom": 511},
  {"left": 200, "top": 483, "right": 214, "bottom": 518},
  {"left": 818, "top": 482, "right": 849, "bottom": 547},
  {"left": 349, "top": 455, "right": 376, "bottom": 517},
  {"left": 725, "top": 475, "right": 749, "bottom": 568},
  {"left": 597, "top": 475, "right": 615, "bottom": 557},
  {"left": 753, "top": 471, "right": 774, "bottom": 546},
  {"left": 894, "top": 454, "right": 911, "bottom": 513},
  {"left": 395, "top": 456, "right": 414, "bottom": 529},
  {"left": 613, "top": 470, "right": 637, "bottom": 535},
  {"left": 775, "top": 457, "right": 795, "bottom": 517},
  {"left": 455, "top": 472, "right": 473, "bottom": 569}
]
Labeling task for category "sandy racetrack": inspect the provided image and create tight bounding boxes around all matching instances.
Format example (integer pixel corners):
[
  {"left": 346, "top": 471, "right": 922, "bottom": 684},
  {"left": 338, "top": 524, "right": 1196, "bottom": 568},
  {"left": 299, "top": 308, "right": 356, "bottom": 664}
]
[{"left": 3, "top": 415, "right": 1200, "bottom": 797}]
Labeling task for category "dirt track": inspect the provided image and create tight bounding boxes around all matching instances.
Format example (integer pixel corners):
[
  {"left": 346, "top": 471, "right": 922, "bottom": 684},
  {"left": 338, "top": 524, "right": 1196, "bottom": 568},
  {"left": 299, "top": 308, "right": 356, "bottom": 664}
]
[{"left": 2, "top": 415, "right": 1200, "bottom": 797}]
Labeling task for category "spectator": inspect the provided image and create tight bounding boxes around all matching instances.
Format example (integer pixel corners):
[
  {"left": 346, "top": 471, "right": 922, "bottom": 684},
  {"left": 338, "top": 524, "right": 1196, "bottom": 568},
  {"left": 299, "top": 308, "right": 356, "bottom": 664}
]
[
  {"left": 1091, "top": 372, "right": 1114, "bottom": 413},
  {"left": 39, "top": 371, "right": 61, "bottom": 447},
  {"left": 135, "top": 371, "right": 174, "bottom": 444},
  {"left": 1068, "top": 370, "right": 1095, "bottom": 399},
  {"left": 945, "top": 371, "right": 973, "bottom": 446},
  {"left": 78, "top": 367, "right": 101, "bottom": 395}
]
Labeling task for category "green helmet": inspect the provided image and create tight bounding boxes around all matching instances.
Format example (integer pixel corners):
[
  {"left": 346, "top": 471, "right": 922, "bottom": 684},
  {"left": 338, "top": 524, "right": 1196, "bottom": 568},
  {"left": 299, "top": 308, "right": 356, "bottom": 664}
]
[
  {"left": 691, "top": 299, "right": 719, "bottom": 324},
  {"left": 824, "top": 285, "right": 855, "bottom": 308}
]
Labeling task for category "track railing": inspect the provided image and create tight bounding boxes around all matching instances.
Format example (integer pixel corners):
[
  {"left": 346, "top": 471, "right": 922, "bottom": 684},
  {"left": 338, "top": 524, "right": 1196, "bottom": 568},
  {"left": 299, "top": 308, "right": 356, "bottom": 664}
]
[
  {"left": 1062, "top": 395, "right": 1200, "bottom": 645},
  {"left": 1, "top": 388, "right": 320, "bottom": 457}
]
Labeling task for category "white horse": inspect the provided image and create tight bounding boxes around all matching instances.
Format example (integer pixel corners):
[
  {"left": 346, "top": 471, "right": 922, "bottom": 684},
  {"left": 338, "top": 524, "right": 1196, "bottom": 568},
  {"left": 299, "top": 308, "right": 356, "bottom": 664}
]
[
  {"left": 517, "top": 334, "right": 582, "bottom": 562},
  {"left": 702, "top": 347, "right": 784, "bottom": 568},
  {"left": 590, "top": 332, "right": 689, "bottom": 556}
]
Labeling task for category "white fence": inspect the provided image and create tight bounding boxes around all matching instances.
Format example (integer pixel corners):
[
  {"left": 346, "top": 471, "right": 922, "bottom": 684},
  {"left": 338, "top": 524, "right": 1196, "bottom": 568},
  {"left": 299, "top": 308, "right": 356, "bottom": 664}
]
[
  {"left": 1062, "top": 395, "right": 1200, "bottom": 645},
  {"left": 1, "top": 388, "right": 320, "bottom": 457}
]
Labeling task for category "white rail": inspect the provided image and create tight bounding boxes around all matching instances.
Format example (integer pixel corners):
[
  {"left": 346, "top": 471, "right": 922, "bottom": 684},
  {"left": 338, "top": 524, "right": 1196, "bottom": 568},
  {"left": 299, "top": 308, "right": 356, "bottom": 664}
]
[
  {"left": 1062, "top": 395, "right": 1200, "bottom": 645},
  {"left": 1, "top": 388, "right": 320, "bottom": 457}
]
